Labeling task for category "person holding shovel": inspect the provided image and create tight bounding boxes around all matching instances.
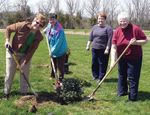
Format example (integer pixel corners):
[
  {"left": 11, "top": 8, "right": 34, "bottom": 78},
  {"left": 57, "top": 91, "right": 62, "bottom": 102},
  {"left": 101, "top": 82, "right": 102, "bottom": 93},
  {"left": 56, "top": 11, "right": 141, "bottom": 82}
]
[
  {"left": 86, "top": 12, "right": 113, "bottom": 82},
  {"left": 3, "top": 13, "right": 46, "bottom": 99},
  {"left": 110, "top": 12, "right": 148, "bottom": 101},
  {"left": 43, "top": 13, "right": 68, "bottom": 82}
]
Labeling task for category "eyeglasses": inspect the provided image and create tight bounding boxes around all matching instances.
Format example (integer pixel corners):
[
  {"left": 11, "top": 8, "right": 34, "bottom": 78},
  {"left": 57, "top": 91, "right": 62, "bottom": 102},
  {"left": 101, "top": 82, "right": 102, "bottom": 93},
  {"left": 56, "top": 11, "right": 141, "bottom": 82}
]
[{"left": 35, "top": 21, "right": 43, "bottom": 27}]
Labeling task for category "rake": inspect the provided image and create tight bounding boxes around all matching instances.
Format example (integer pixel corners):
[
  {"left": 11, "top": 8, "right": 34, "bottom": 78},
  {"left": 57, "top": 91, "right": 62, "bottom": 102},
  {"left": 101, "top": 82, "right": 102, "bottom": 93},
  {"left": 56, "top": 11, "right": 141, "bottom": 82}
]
[{"left": 85, "top": 42, "right": 132, "bottom": 101}]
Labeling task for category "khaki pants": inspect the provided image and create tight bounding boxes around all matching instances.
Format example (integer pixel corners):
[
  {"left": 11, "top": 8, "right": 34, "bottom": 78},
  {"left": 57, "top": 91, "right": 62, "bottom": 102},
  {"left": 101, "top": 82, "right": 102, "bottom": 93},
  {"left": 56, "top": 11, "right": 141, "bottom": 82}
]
[{"left": 4, "top": 50, "right": 31, "bottom": 94}]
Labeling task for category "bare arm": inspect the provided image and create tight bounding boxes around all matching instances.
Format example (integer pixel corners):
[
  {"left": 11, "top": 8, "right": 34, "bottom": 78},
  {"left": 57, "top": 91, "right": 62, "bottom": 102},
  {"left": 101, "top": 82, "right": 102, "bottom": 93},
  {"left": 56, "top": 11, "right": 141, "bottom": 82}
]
[
  {"left": 130, "top": 38, "right": 148, "bottom": 46},
  {"left": 110, "top": 44, "right": 117, "bottom": 68}
]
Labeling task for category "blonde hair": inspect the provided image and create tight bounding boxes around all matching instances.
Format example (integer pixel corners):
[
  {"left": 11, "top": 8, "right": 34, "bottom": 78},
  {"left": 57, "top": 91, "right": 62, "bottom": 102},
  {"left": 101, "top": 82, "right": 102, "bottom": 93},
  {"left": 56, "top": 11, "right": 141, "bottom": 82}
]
[
  {"left": 35, "top": 13, "right": 46, "bottom": 27},
  {"left": 97, "top": 12, "right": 107, "bottom": 20}
]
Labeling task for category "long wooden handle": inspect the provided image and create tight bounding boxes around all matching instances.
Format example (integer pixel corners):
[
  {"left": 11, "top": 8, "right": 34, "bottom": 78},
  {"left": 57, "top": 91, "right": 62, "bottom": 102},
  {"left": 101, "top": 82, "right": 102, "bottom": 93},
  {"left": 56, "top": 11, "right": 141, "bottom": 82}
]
[
  {"left": 90, "top": 42, "right": 132, "bottom": 97},
  {"left": 45, "top": 35, "right": 59, "bottom": 80},
  {"left": 6, "top": 45, "right": 38, "bottom": 97}
]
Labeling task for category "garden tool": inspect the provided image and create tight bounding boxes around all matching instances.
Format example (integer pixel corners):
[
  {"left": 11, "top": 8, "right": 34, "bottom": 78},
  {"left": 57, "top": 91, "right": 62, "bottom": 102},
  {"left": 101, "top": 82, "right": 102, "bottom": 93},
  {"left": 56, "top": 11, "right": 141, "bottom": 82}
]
[
  {"left": 6, "top": 45, "right": 38, "bottom": 97},
  {"left": 85, "top": 42, "right": 132, "bottom": 101},
  {"left": 44, "top": 35, "right": 63, "bottom": 89}
]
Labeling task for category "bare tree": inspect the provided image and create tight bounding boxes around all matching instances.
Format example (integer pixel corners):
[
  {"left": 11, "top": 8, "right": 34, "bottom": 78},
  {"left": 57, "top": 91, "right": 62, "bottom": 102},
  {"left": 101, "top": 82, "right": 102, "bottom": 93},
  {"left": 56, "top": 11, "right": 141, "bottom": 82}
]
[
  {"left": 125, "top": 0, "right": 134, "bottom": 21},
  {"left": 14, "top": 0, "right": 31, "bottom": 19},
  {"left": 103, "top": 0, "right": 119, "bottom": 26},
  {"left": 53, "top": 0, "right": 60, "bottom": 13},
  {"left": 0, "top": 0, "right": 5, "bottom": 8},
  {"left": 95, "top": 0, "right": 119, "bottom": 27},
  {"left": 65, "top": 0, "right": 80, "bottom": 16},
  {"left": 37, "top": 0, "right": 54, "bottom": 16},
  {"left": 128, "top": 0, "right": 150, "bottom": 27},
  {"left": 0, "top": 0, "right": 8, "bottom": 11},
  {"left": 86, "top": 0, "right": 101, "bottom": 18},
  {"left": 101, "top": 0, "right": 110, "bottom": 13},
  {"left": 65, "top": 0, "right": 80, "bottom": 28}
]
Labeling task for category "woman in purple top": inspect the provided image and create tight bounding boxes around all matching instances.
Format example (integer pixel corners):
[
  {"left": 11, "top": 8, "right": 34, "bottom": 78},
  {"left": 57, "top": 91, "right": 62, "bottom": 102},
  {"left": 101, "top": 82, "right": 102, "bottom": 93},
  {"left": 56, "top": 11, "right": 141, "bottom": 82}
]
[
  {"left": 110, "top": 12, "right": 148, "bottom": 101},
  {"left": 86, "top": 12, "right": 113, "bottom": 81}
]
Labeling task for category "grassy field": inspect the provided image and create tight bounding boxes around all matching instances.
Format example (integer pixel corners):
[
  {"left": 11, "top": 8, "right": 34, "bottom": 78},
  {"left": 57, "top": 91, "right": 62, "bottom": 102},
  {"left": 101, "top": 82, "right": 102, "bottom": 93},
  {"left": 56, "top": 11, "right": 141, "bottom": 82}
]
[{"left": 0, "top": 32, "right": 150, "bottom": 115}]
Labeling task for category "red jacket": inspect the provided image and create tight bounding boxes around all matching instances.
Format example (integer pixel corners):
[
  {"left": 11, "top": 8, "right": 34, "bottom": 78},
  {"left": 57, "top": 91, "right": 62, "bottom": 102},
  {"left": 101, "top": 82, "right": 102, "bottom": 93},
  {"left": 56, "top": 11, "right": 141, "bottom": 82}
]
[{"left": 112, "top": 23, "right": 147, "bottom": 59}]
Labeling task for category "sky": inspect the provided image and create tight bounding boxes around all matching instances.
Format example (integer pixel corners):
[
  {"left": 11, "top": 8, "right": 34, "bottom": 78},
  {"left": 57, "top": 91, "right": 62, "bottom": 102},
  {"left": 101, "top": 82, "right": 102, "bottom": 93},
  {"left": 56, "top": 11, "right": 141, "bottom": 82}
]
[
  {"left": 10, "top": 0, "right": 41, "bottom": 12},
  {"left": 11, "top": 0, "right": 65, "bottom": 13},
  {"left": 10, "top": 0, "right": 127, "bottom": 15}
]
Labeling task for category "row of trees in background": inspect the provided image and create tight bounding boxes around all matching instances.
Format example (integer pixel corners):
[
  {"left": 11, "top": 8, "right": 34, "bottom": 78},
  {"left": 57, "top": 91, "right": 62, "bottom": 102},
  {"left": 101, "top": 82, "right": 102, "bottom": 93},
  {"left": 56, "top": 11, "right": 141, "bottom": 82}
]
[{"left": 0, "top": 0, "right": 150, "bottom": 29}]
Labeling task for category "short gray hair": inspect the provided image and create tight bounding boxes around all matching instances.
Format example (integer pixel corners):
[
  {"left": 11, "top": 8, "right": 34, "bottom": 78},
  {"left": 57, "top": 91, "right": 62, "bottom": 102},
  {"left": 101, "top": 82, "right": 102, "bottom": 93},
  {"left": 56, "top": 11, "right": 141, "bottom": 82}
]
[{"left": 117, "top": 12, "right": 129, "bottom": 22}]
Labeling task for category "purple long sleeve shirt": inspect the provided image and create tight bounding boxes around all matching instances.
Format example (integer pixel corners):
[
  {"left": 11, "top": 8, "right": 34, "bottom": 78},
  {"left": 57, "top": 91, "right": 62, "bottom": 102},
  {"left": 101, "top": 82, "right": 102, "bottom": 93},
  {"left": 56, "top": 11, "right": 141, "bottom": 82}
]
[{"left": 89, "top": 24, "right": 113, "bottom": 50}]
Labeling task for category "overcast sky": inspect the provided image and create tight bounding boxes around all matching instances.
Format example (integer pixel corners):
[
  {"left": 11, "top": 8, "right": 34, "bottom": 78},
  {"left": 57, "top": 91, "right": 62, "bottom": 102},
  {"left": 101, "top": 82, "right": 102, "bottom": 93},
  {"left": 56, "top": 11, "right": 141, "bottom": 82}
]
[
  {"left": 10, "top": 0, "right": 127, "bottom": 14},
  {"left": 11, "top": 0, "right": 65, "bottom": 13}
]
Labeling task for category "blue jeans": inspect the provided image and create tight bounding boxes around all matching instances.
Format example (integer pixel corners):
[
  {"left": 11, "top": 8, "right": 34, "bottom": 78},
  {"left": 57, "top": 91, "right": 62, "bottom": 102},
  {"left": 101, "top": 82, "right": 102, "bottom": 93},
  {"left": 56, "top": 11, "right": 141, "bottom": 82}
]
[
  {"left": 118, "top": 56, "right": 142, "bottom": 100},
  {"left": 91, "top": 48, "right": 109, "bottom": 80}
]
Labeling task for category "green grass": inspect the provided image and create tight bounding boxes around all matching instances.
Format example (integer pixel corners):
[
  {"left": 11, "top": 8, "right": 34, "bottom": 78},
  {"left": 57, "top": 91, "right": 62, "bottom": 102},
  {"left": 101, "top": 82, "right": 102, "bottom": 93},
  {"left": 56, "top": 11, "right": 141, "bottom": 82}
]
[
  {"left": 65, "top": 29, "right": 90, "bottom": 33},
  {"left": 0, "top": 32, "right": 150, "bottom": 115}
]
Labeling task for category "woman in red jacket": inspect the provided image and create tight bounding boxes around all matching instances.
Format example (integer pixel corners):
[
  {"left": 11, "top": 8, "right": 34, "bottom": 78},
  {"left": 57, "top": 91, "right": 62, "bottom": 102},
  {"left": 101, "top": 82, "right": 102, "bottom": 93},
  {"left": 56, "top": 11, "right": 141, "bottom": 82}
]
[{"left": 110, "top": 12, "right": 148, "bottom": 101}]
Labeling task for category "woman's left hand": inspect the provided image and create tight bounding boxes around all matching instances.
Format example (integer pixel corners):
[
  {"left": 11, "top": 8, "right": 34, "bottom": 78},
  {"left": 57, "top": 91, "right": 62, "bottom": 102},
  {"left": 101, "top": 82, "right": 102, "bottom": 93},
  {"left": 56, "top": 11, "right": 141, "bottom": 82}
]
[{"left": 129, "top": 38, "right": 136, "bottom": 45}]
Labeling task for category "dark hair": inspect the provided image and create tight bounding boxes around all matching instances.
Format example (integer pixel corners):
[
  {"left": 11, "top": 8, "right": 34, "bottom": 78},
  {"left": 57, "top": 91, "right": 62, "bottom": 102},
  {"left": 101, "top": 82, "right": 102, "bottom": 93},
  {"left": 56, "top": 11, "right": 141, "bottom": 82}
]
[{"left": 49, "top": 13, "right": 57, "bottom": 19}]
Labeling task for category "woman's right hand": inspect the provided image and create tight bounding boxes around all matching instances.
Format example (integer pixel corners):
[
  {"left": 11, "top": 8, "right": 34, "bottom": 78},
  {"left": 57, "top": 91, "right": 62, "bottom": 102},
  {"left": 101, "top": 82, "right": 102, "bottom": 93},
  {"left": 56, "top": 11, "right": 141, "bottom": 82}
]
[
  {"left": 86, "top": 41, "right": 91, "bottom": 51},
  {"left": 5, "top": 39, "right": 11, "bottom": 48}
]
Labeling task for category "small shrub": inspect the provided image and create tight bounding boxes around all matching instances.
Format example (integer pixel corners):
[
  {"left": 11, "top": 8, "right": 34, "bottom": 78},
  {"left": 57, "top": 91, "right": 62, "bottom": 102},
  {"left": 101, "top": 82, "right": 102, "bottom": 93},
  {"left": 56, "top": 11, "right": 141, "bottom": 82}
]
[{"left": 56, "top": 78, "right": 83, "bottom": 104}]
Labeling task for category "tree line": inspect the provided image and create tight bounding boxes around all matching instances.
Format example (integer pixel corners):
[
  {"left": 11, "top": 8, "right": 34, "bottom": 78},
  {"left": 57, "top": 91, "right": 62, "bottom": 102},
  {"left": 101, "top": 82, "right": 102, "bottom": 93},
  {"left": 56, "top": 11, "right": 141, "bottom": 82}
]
[{"left": 0, "top": 0, "right": 150, "bottom": 29}]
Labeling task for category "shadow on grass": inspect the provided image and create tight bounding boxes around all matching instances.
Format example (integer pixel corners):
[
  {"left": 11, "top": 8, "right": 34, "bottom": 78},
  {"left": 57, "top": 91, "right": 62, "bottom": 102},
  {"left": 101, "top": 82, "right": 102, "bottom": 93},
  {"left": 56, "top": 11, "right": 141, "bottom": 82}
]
[
  {"left": 79, "top": 79, "right": 92, "bottom": 87},
  {"left": 65, "top": 71, "right": 73, "bottom": 74},
  {"left": 104, "top": 77, "right": 118, "bottom": 83},
  {"left": 0, "top": 76, "right": 4, "bottom": 89},
  {"left": 138, "top": 91, "right": 150, "bottom": 101},
  {"left": 68, "top": 62, "right": 76, "bottom": 66}
]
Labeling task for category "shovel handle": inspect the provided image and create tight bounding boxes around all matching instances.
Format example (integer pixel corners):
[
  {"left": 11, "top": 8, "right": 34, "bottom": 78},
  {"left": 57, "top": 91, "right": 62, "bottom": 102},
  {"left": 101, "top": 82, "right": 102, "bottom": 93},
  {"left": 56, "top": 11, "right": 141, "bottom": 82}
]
[
  {"left": 90, "top": 42, "right": 132, "bottom": 96},
  {"left": 6, "top": 45, "right": 38, "bottom": 97},
  {"left": 45, "top": 35, "right": 59, "bottom": 81}
]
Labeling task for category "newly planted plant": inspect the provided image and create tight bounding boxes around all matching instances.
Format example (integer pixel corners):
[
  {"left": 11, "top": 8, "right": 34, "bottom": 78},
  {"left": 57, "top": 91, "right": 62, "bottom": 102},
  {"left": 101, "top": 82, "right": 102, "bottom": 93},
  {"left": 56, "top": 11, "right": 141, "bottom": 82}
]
[{"left": 56, "top": 78, "right": 83, "bottom": 104}]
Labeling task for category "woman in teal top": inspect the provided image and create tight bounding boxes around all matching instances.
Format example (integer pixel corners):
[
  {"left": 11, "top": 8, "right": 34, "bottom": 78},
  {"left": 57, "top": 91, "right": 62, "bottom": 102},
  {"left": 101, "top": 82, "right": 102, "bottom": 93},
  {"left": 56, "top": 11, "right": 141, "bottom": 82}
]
[{"left": 44, "top": 13, "right": 68, "bottom": 81}]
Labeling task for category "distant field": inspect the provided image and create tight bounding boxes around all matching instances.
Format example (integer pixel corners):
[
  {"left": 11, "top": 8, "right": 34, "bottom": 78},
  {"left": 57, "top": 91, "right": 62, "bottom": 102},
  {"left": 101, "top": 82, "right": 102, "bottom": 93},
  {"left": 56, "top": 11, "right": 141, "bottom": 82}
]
[{"left": 0, "top": 31, "right": 150, "bottom": 115}]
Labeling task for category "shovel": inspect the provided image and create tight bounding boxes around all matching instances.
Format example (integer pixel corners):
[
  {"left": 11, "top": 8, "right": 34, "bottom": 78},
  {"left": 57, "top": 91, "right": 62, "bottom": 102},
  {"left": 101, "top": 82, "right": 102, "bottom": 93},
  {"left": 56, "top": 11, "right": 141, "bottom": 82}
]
[
  {"left": 6, "top": 45, "right": 38, "bottom": 97},
  {"left": 44, "top": 35, "right": 62, "bottom": 89},
  {"left": 85, "top": 42, "right": 132, "bottom": 101}
]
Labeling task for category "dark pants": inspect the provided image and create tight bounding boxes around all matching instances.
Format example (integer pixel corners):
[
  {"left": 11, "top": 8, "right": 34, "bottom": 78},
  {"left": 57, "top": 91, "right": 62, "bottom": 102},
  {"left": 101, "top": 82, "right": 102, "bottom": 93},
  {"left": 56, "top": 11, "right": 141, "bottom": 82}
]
[
  {"left": 64, "top": 54, "right": 69, "bottom": 74},
  {"left": 118, "top": 56, "right": 142, "bottom": 101},
  {"left": 92, "top": 48, "right": 109, "bottom": 80},
  {"left": 50, "top": 54, "right": 66, "bottom": 81}
]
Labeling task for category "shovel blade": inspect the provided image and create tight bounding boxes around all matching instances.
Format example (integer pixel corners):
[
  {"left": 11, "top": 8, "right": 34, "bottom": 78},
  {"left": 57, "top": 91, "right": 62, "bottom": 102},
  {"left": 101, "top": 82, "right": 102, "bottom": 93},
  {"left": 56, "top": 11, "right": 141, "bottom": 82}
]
[{"left": 83, "top": 94, "right": 95, "bottom": 101}]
